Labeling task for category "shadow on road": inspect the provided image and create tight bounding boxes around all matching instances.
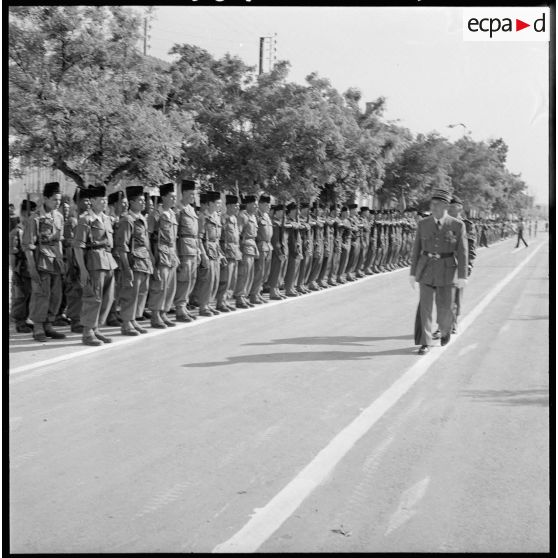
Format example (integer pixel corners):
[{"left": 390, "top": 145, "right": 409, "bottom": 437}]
[
  {"left": 507, "top": 315, "right": 549, "bottom": 321},
  {"left": 183, "top": 347, "right": 416, "bottom": 368},
  {"left": 243, "top": 335, "right": 414, "bottom": 347},
  {"left": 460, "top": 388, "right": 549, "bottom": 407}
]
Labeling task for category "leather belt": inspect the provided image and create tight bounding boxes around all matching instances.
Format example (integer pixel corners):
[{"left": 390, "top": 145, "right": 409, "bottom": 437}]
[
  {"left": 422, "top": 251, "right": 454, "bottom": 259},
  {"left": 86, "top": 242, "right": 110, "bottom": 249},
  {"left": 178, "top": 233, "right": 197, "bottom": 238}
]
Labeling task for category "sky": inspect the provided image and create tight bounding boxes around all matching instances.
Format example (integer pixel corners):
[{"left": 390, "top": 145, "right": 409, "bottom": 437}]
[{"left": 142, "top": 6, "right": 549, "bottom": 204}]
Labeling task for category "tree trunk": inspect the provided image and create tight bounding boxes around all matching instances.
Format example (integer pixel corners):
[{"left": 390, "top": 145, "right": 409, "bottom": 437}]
[{"left": 53, "top": 158, "right": 84, "bottom": 188}]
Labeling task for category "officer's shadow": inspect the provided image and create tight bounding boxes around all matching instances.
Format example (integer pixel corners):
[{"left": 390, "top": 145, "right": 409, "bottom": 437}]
[
  {"left": 183, "top": 344, "right": 415, "bottom": 368},
  {"left": 244, "top": 335, "right": 413, "bottom": 347}
]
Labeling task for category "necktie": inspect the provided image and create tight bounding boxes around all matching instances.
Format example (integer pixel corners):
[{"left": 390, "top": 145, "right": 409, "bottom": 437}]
[{"left": 436, "top": 220, "right": 441, "bottom": 230}]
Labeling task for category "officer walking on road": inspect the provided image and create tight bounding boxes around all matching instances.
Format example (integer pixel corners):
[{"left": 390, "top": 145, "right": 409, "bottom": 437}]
[{"left": 409, "top": 188, "right": 468, "bottom": 355}]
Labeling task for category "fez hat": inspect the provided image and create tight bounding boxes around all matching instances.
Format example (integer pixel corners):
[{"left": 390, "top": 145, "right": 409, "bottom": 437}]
[
  {"left": 273, "top": 203, "right": 285, "bottom": 211},
  {"left": 225, "top": 194, "right": 239, "bottom": 205},
  {"left": 286, "top": 201, "right": 297, "bottom": 212},
  {"left": 450, "top": 195, "right": 463, "bottom": 205},
  {"left": 159, "top": 183, "right": 175, "bottom": 197},
  {"left": 199, "top": 193, "right": 209, "bottom": 204},
  {"left": 89, "top": 185, "right": 107, "bottom": 198},
  {"left": 181, "top": 179, "right": 196, "bottom": 191},
  {"left": 43, "top": 182, "right": 61, "bottom": 197},
  {"left": 360, "top": 206, "right": 370, "bottom": 213},
  {"left": 207, "top": 191, "right": 221, "bottom": 202},
  {"left": 348, "top": 203, "right": 358, "bottom": 210},
  {"left": 21, "top": 199, "right": 37, "bottom": 212},
  {"left": 107, "top": 191, "right": 123, "bottom": 205},
  {"left": 126, "top": 186, "right": 144, "bottom": 199},
  {"left": 73, "top": 187, "right": 90, "bottom": 203},
  {"left": 242, "top": 194, "right": 257, "bottom": 204},
  {"left": 259, "top": 194, "right": 271, "bottom": 203},
  {"left": 431, "top": 188, "right": 452, "bottom": 203}
]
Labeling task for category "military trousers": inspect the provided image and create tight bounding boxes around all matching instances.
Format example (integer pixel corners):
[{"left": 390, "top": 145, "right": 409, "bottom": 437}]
[
  {"left": 356, "top": 242, "right": 369, "bottom": 272},
  {"left": 80, "top": 269, "right": 115, "bottom": 329},
  {"left": 328, "top": 248, "right": 342, "bottom": 282},
  {"left": 297, "top": 251, "right": 313, "bottom": 288},
  {"left": 119, "top": 270, "right": 150, "bottom": 322},
  {"left": 347, "top": 242, "right": 361, "bottom": 275},
  {"left": 217, "top": 260, "right": 238, "bottom": 306},
  {"left": 452, "top": 287, "right": 463, "bottom": 321},
  {"left": 250, "top": 251, "right": 272, "bottom": 298},
  {"left": 29, "top": 271, "right": 63, "bottom": 325},
  {"left": 268, "top": 251, "right": 287, "bottom": 293},
  {"left": 235, "top": 255, "right": 255, "bottom": 299},
  {"left": 149, "top": 265, "right": 177, "bottom": 313},
  {"left": 174, "top": 256, "right": 198, "bottom": 311},
  {"left": 11, "top": 272, "right": 32, "bottom": 326},
  {"left": 337, "top": 244, "right": 350, "bottom": 280},
  {"left": 284, "top": 254, "right": 302, "bottom": 292},
  {"left": 308, "top": 250, "right": 324, "bottom": 285},
  {"left": 64, "top": 268, "right": 83, "bottom": 324},
  {"left": 198, "top": 259, "right": 220, "bottom": 308},
  {"left": 416, "top": 283, "right": 454, "bottom": 346}
]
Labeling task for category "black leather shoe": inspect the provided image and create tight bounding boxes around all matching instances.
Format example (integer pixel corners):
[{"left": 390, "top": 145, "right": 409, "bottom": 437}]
[
  {"left": 94, "top": 331, "right": 113, "bottom": 343},
  {"left": 161, "top": 317, "right": 176, "bottom": 327},
  {"left": 70, "top": 324, "right": 84, "bottom": 334},
  {"left": 33, "top": 331, "right": 47, "bottom": 342},
  {"left": 121, "top": 327, "right": 140, "bottom": 336},
  {"left": 209, "top": 307, "right": 220, "bottom": 315},
  {"left": 82, "top": 336, "right": 102, "bottom": 346},
  {"left": 418, "top": 345, "right": 430, "bottom": 355},
  {"left": 16, "top": 324, "right": 33, "bottom": 333},
  {"left": 440, "top": 333, "right": 451, "bottom": 347},
  {"left": 198, "top": 309, "right": 214, "bottom": 317},
  {"left": 236, "top": 301, "right": 249, "bottom": 309},
  {"left": 176, "top": 314, "right": 193, "bottom": 322},
  {"left": 44, "top": 328, "right": 66, "bottom": 339},
  {"left": 151, "top": 321, "right": 167, "bottom": 329},
  {"left": 216, "top": 306, "right": 230, "bottom": 313},
  {"left": 249, "top": 298, "right": 262, "bottom": 305},
  {"left": 432, "top": 329, "right": 441, "bottom": 340}
]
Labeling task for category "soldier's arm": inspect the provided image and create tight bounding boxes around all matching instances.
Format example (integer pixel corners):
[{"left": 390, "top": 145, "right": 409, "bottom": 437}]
[
  {"left": 116, "top": 218, "right": 133, "bottom": 277},
  {"left": 456, "top": 222, "right": 468, "bottom": 279},
  {"left": 22, "top": 217, "right": 40, "bottom": 280},
  {"left": 409, "top": 222, "right": 422, "bottom": 277},
  {"left": 73, "top": 217, "right": 90, "bottom": 284}
]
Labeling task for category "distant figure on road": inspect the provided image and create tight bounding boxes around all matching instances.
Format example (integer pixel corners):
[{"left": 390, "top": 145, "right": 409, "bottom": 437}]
[
  {"left": 515, "top": 218, "right": 529, "bottom": 248},
  {"left": 534, "top": 220, "right": 538, "bottom": 237},
  {"left": 409, "top": 188, "right": 468, "bottom": 355},
  {"left": 527, "top": 220, "right": 532, "bottom": 237}
]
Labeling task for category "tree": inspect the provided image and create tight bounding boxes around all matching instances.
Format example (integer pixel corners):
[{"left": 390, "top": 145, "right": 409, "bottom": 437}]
[{"left": 9, "top": 6, "right": 192, "bottom": 189}]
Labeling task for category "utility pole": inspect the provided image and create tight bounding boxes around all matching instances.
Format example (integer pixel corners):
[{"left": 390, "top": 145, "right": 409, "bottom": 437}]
[{"left": 259, "top": 35, "right": 277, "bottom": 74}]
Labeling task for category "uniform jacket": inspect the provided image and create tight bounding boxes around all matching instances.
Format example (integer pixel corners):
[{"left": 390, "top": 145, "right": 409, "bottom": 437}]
[
  {"left": 148, "top": 208, "right": 179, "bottom": 268},
  {"left": 255, "top": 210, "right": 274, "bottom": 254},
  {"left": 202, "top": 211, "right": 224, "bottom": 260},
  {"left": 23, "top": 208, "right": 65, "bottom": 274},
  {"left": 115, "top": 211, "right": 154, "bottom": 274},
  {"left": 238, "top": 212, "right": 259, "bottom": 257},
  {"left": 176, "top": 204, "right": 201, "bottom": 258},
  {"left": 220, "top": 213, "right": 242, "bottom": 261},
  {"left": 9, "top": 224, "right": 29, "bottom": 277},
  {"left": 74, "top": 209, "right": 118, "bottom": 271},
  {"left": 410, "top": 214, "right": 468, "bottom": 286}
]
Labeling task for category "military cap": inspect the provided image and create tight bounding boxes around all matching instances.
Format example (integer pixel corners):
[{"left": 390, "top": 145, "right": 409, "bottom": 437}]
[
  {"left": 273, "top": 203, "right": 285, "bottom": 211},
  {"left": 159, "top": 183, "right": 175, "bottom": 197},
  {"left": 348, "top": 203, "right": 358, "bottom": 210},
  {"left": 199, "top": 193, "right": 209, "bottom": 204},
  {"left": 259, "top": 194, "right": 271, "bottom": 203},
  {"left": 450, "top": 195, "right": 463, "bottom": 205},
  {"left": 208, "top": 191, "right": 222, "bottom": 202},
  {"left": 181, "top": 179, "right": 197, "bottom": 191},
  {"left": 107, "top": 191, "right": 123, "bottom": 205},
  {"left": 72, "top": 187, "right": 90, "bottom": 203},
  {"left": 225, "top": 194, "right": 239, "bottom": 205},
  {"left": 360, "top": 206, "right": 370, "bottom": 213},
  {"left": 431, "top": 188, "right": 452, "bottom": 203},
  {"left": 286, "top": 201, "right": 297, "bottom": 212},
  {"left": 300, "top": 201, "right": 311, "bottom": 209},
  {"left": 89, "top": 185, "right": 107, "bottom": 198},
  {"left": 340, "top": 206, "right": 348, "bottom": 213},
  {"left": 243, "top": 194, "right": 257, "bottom": 204},
  {"left": 43, "top": 181, "right": 61, "bottom": 197},
  {"left": 126, "top": 186, "right": 144, "bottom": 199},
  {"left": 21, "top": 199, "right": 37, "bottom": 212}
]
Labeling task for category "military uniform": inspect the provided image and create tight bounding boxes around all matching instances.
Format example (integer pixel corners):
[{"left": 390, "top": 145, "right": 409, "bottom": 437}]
[
  {"left": 234, "top": 208, "right": 259, "bottom": 305},
  {"left": 283, "top": 206, "right": 303, "bottom": 295},
  {"left": 23, "top": 201, "right": 66, "bottom": 339},
  {"left": 217, "top": 201, "right": 242, "bottom": 310},
  {"left": 148, "top": 206, "right": 179, "bottom": 318},
  {"left": 10, "top": 220, "right": 32, "bottom": 330},
  {"left": 346, "top": 206, "right": 361, "bottom": 280},
  {"left": 308, "top": 208, "right": 326, "bottom": 290},
  {"left": 174, "top": 202, "right": 202, "bottom": 320},
  {"left": 317, "top": 208, "right": 336, "bottom": 287},
  {"left": 250, "top": 204, "right": 273, "bottom": 303},
  {"left": 356, "top": 208, "right": 371, "bottom": 276},
  {"left": 267, "top": 206, "right": 289, "bottom": 299},
  {"left": 115, "top": 206, "right": 153, "bottom": 329},
  {"left": 411, "top": 193, "right": 468, "bottom": 350},
  {"left": 336, "top": 210, "right": 351, "bottom": 283},
  {"left": 296, "top": 207, "right": 313, "bottom": 293},
  {"left": 74, "top": 206, "right": 118, "bottom": 337}
]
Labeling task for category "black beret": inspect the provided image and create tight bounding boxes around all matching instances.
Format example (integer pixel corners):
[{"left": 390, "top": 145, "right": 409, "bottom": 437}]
[
  {"left": 208, "top": 191, "right": 222, "bottom": 202},
  {"left": 73, "top": 187, "right": 90, "bottom": 203},
  {"left": 43, "top": 182, "right": 61, "bottom": 197},
  {"left": 89, "top": 185, "right": 107, "bottom": 198},
  {"left": 286, "top": 202, "right": 297, "bottom": 212},
  {"left": 239, "top": 204, "right": 246, "bottom": 211},
  {"left": 126, "top": 186, "right": 144, "bottom": 199},
  {"left": 348, "top": 203, "right": 358, "bottom": 210},
  {"left": 329, "top": 204, "right": 338, "bottom": 211},
  {"left": 273, "top": 204, "right": 284, "bottom": 211},
  {"left": 225, "top": 194, "right": 239, "bottom": 205},
  {"left": 300, "top": 201, "right": 310, "bottom": 209},
  {"left": 243, "top": 194, "right": 257, "bottom": 204},
  {"left": 181, "top": 179, "right": 197, "bottom": 191},
  {"left": 259, "top": 194, "right": 271, "bottom": 203},
  {"left": 340, "top": 206, "right": 348, "bottom": 213},
  {"left": 159, "top": 183, "right": 175, "bottom": 197}
]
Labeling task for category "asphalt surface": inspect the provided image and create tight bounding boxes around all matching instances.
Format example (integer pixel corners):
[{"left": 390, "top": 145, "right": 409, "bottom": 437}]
[{"left": 9, "top": 235, "right": 550, "bottom": 553}]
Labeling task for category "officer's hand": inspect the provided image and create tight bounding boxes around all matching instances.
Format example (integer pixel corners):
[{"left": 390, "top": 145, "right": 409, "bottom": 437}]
[
  {"left": 123, "top": 271, "right": 134, "bottom": 287},
  {"left": 409, "top": 275, "right": 418, "bottom": 290},
  {"left": 467, "top": 264, "right": 473, "bottom": 277},
  {"left": 152, "top": 268, "right": 160, "bottom": 282},
  {"left": 457, "top": 278, "right": 468, "bottom": 289},
  {"left": 30, "top": 270, "right": 41, "bottom": 285}
]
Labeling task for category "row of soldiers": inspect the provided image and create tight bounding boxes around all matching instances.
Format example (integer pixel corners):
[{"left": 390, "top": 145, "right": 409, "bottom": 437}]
[{"left": 10, "top": 180, "right": 420, "bottom": 345}]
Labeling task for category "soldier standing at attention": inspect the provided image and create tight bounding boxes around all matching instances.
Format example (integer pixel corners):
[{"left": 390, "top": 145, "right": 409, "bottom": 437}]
[
  {"left": 283, "top": 202, "right": 303, "bottom": 296},
  {"left": 198, "top": 191, "right": 224, "bottom": 316},
  {"left": 307, "top": 201, "right": 326, "bottom": 291},
  {"left": 296, "top": 201, "right": 313, "bottom": 294},
  {"left": 345, "top": 203, "right": 361, "bottom": 281},
  {"left": 148, "top": 183, "right": 179, "bottom": 328},
  {"left": 317, "top": 204, "right": 335, "bottom": 288},
  {"left": 327, "top": 204, "right": 342, "bottom": 286},
  {"left": 10, "top": 199, "right": 37, "bottom": 333},
  {"left": 173, "top": 179, "right": 202, "bottom": 322},
  {"left": 234, "top": 194, "right": 259, "bottom": 308},
  {"left": 336, "top": 206, "right": 351, "bottom": 284},
  {"left": 22, "top": 182, "right": 67, "bottom": 342},
  {"left": 356, "top": 206, "right": 370, "bottom": 277},
  {"left": 73, "top": 185, "right": 118, "bottom": 346},
  {"left": 217, "top": 194, "right": 242, "bottom": 312},
  {"left": 410, "top": 188, "right": 468, "bottom": 355},
  {"left": 114, "top": 185, "right": 154, "bottom": 336},
  {"left": 250, "top": 194, "right": 273, "bottom": 304},
  {"left": 268, "top": 204, "right": 288, "bottom": 300}
]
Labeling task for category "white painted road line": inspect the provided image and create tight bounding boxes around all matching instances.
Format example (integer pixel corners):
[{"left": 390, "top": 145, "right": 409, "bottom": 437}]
[
  {"left": 212, "top": 241, "right": 547, "bottom": 553},
  {"left": 9, "top": 265, "right": 408, "bottom": 377}
]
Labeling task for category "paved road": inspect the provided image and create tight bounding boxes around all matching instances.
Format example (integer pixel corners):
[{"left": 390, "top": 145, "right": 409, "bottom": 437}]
[{"left": 9, "top": 236, "right": 549, "bottom": 552}]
